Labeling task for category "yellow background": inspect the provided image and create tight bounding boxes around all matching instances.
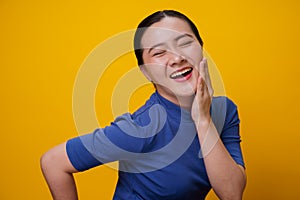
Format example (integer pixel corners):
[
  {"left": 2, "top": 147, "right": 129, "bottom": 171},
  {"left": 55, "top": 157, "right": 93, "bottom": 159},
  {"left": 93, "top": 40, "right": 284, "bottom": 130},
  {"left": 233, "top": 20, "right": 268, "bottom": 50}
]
[{"left": 1, "top": 0, "right": 300, "bottom": 199}]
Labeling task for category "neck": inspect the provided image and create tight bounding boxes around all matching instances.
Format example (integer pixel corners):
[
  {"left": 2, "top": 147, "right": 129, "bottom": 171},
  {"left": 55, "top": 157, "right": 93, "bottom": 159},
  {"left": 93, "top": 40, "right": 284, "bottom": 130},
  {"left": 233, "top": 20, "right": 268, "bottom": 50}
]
[
  {"left": 175, "top": 95, "right": 195, "bottom": 110},
  {"left": 157, "top": 89, "right": 195, "bottom": 111}
]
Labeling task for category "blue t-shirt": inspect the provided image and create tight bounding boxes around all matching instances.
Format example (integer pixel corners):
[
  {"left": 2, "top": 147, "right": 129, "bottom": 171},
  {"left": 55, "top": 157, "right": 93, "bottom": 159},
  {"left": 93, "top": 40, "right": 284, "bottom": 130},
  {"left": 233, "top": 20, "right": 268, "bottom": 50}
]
[{"left": 67, "top": 91, "right": 244, "bottom": 199}]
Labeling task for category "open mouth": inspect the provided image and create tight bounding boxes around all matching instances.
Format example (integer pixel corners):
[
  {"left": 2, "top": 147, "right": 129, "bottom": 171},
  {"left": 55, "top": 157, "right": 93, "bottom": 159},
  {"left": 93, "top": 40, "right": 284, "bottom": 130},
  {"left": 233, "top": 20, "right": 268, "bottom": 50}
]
[{"left": 169, "top": 67, "right": 193, "bottom": 79}]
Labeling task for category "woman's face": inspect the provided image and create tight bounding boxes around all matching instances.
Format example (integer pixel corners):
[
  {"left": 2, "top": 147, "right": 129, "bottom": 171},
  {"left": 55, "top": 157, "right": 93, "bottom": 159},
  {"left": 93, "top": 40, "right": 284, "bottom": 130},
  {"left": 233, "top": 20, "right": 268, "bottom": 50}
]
[{"left": 140, "top": 17, "right": 203, "bottom": 104}]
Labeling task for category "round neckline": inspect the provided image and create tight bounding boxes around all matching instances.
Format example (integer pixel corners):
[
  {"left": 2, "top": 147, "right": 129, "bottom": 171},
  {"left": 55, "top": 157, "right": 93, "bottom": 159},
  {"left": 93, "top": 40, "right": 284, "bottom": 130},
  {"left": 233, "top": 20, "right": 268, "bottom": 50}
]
[{"left": 154, "top": 91, "right": 194, "bottom": 123}]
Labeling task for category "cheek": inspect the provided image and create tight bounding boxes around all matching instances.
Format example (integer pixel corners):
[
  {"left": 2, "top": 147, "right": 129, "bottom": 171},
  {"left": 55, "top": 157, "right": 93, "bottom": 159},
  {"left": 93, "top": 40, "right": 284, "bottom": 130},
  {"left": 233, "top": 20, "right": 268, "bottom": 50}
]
[
  {"left": 142, "top": 51, "right": 169, "bottom": 66},
  {"left": 143, "top": 65, "right": 164, "bottom": 80},
  {"left": 144, "top": 56, "right": 169, "bottom": 67},
  {"left": 183, "top": 46, "right": 203, "bottom": 64},
  {"left": 141, "top": 52, "right": 150, "bottom": 65}
]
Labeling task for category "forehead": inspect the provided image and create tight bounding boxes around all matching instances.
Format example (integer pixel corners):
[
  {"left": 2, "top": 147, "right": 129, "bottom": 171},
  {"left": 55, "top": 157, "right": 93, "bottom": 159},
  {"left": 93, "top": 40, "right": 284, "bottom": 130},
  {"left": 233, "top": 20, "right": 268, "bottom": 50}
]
[{"left": 141, "top": 17, "right": 196, "bottom": 48}]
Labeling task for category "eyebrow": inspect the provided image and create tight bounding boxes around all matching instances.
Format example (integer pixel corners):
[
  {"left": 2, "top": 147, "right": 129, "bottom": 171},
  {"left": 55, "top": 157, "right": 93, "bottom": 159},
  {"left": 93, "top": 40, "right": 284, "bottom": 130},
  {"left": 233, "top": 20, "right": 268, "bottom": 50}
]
[
  {"left": 148, "top": 42, "right": 165, "bottom": 54},
  {"left": 174, "top": 33, "right": 194, "bottom": 42},
  {"left": 147, "top": 33, "right": 194, "bottom": 54}
]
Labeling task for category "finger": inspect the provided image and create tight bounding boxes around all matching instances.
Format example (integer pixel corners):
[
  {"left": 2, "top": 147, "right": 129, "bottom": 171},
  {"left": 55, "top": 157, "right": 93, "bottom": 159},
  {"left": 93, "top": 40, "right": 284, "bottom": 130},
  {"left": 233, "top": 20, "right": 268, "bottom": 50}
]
[
  {"left": 196, "top": 75, "right": 202, "bottom": 92},
  {"left": 197, "top": 76, "right": 206, "bottom": 96},
  {"left": 199, "top": 59, "right": 210, "bottom": 92},
  {"left": 203, "top": 58, "right": 211, "bottom": 86},
  {"left": 199, "top": 58, "right": 206, "bottom": 81},
  {"left": 201, "top": 58, "right": 214, "bottom": 97}
]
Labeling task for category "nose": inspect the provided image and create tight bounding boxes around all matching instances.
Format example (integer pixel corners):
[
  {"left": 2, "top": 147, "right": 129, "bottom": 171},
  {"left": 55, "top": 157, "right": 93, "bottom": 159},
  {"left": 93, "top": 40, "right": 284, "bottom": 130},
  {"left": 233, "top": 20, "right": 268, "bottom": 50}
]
[{"left": 168, "top": 52, "right": 186, "bottom": 67}]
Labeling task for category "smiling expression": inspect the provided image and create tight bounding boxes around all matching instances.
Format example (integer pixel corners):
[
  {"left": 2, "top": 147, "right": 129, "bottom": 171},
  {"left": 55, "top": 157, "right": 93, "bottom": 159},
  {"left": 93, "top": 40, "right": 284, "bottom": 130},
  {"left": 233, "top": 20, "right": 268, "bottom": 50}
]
[{"left": 140, "top": 17, "right": 203, "bottom": 105}]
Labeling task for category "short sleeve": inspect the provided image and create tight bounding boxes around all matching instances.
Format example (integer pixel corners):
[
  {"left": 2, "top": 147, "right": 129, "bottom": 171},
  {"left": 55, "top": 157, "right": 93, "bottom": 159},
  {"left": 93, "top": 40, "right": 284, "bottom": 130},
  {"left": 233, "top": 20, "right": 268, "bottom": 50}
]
[
  {"left": 66, "top": 136, "right": 102, "bottom": 171},
  {"left": 221, "top": 98, "right": 245, "bottom": 168},
  {"left": 66, "top": 113, "right": 149, "bottom": 172}
]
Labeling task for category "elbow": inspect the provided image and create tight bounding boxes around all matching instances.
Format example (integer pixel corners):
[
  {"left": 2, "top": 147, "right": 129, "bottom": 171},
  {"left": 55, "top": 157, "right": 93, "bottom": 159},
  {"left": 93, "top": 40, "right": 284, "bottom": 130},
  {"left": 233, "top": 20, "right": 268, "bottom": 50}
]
[
  {"left": 40, "top": 145, "right": 63, "bottom": 174},
  {"left": 216, "top": 172, "right": 247, "bottom": 200},
  {"left": 40, "top": 151, "right": 54, "bottom": 174},
  {"left": 40, "top": 143, "right": 78, "bottom": 175},
  {"left": 220, "top": 181, "right": 246, "bottom": 200},
  {"left": 218, "top": 190, "right": 244, "bottom": 200}
]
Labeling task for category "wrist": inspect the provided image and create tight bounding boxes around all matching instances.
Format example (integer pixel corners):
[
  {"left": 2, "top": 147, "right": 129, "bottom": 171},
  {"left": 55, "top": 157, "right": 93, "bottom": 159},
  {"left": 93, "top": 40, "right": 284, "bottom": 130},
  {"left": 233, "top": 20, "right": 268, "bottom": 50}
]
[
  {"left": 195, "top": 118, "right": 212, "bottom": 136},
  {"left": 194, "top": 118, "right": 214, "bottom": 143},
  {"left": 194, "top": 117, "right": 211, "bottom": 130}
]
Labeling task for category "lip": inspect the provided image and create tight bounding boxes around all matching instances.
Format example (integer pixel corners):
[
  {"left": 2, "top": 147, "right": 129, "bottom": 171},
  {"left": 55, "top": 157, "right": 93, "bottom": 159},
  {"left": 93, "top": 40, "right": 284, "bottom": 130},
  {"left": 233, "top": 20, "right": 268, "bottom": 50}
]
[{"left": 169, "top": 66, "right": 193, "bottom": 82}]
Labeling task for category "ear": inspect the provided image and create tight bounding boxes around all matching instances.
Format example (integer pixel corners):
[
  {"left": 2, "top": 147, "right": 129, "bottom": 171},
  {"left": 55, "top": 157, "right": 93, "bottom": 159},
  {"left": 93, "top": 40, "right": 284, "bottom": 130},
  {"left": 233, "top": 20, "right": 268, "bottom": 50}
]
[{"left": 139, "top": 65, "right": 152, "bottom": 81}]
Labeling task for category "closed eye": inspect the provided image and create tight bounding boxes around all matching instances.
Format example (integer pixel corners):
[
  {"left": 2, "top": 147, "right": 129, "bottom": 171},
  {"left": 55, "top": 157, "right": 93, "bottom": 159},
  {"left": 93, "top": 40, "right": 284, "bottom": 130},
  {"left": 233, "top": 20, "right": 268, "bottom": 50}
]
[
  {"left": 152, "top": 50, "right": 166, "bottom": 57},
  {"left": 178, "top": 40, "right": 193, "bottom": 47}
]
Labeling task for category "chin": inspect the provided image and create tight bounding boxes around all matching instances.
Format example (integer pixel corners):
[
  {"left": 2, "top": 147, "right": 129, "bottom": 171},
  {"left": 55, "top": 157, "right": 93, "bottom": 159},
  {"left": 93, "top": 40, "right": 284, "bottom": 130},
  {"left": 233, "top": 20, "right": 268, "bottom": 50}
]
[{"left": 174, "top": 87, "right": 196, "bottom": 97}]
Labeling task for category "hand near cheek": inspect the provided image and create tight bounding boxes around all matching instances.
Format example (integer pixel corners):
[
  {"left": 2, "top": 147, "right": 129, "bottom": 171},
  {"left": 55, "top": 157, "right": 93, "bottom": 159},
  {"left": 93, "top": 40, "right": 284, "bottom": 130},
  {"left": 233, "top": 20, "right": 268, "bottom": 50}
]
[
  {"left": 199, "top": 58, "right": 214, "bottom": 97},
  {"left": 191, "top": 58, "right": 214, "bottom": 125}
]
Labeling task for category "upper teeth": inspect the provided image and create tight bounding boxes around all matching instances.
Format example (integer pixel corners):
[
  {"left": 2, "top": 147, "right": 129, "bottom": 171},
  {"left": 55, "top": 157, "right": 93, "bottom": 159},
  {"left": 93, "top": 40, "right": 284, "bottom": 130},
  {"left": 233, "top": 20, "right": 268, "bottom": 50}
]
[{"left": 170, "top": 68, "right": 192, "bottom": 78}]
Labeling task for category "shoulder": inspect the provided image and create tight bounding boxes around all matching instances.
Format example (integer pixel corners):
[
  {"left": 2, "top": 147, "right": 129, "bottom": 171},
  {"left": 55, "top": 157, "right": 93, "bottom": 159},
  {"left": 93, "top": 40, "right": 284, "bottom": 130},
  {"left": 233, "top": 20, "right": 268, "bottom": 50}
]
[
  {"left": 130, "top": 92, "right": 167, "bottom": 126},
  {"left": 212, "top": 96, "right": 238, "bottom": 116},
  {"left": 110, "top": 92, "right": 167, "bottom": 140},
  {"left": 212, "top": 96, "right": 237, "bottom": 108},
  {"left": 211, "top": 96, "right": 239, "bottom": 134}
]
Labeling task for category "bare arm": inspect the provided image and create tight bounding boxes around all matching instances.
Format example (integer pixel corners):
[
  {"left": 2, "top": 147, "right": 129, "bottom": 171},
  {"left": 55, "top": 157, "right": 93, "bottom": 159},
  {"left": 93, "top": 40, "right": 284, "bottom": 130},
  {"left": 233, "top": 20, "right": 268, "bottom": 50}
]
[
  {"left": 196, "top": 121, "right": 246, "bottom": 200},
  {"left": 40, "top": 142, "right": 79, "bottom": 200},
  {"left": 191, "top": 58, "right": 246, "bottom": 200}
]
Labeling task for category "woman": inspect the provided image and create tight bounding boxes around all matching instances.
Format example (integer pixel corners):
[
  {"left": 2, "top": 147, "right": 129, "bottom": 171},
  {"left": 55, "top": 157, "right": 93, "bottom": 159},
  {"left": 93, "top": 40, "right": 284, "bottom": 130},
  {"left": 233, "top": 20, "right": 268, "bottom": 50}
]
[{"left": 41, "top": 10, "right": 246, "bottom": 200}]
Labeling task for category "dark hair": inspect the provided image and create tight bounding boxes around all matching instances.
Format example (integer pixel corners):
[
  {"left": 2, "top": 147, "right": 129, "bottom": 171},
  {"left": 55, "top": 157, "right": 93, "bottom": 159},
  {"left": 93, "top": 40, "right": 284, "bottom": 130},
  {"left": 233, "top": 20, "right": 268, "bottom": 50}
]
[{"left": 134, "top": 10, "right": 204, "bottom": 66}]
